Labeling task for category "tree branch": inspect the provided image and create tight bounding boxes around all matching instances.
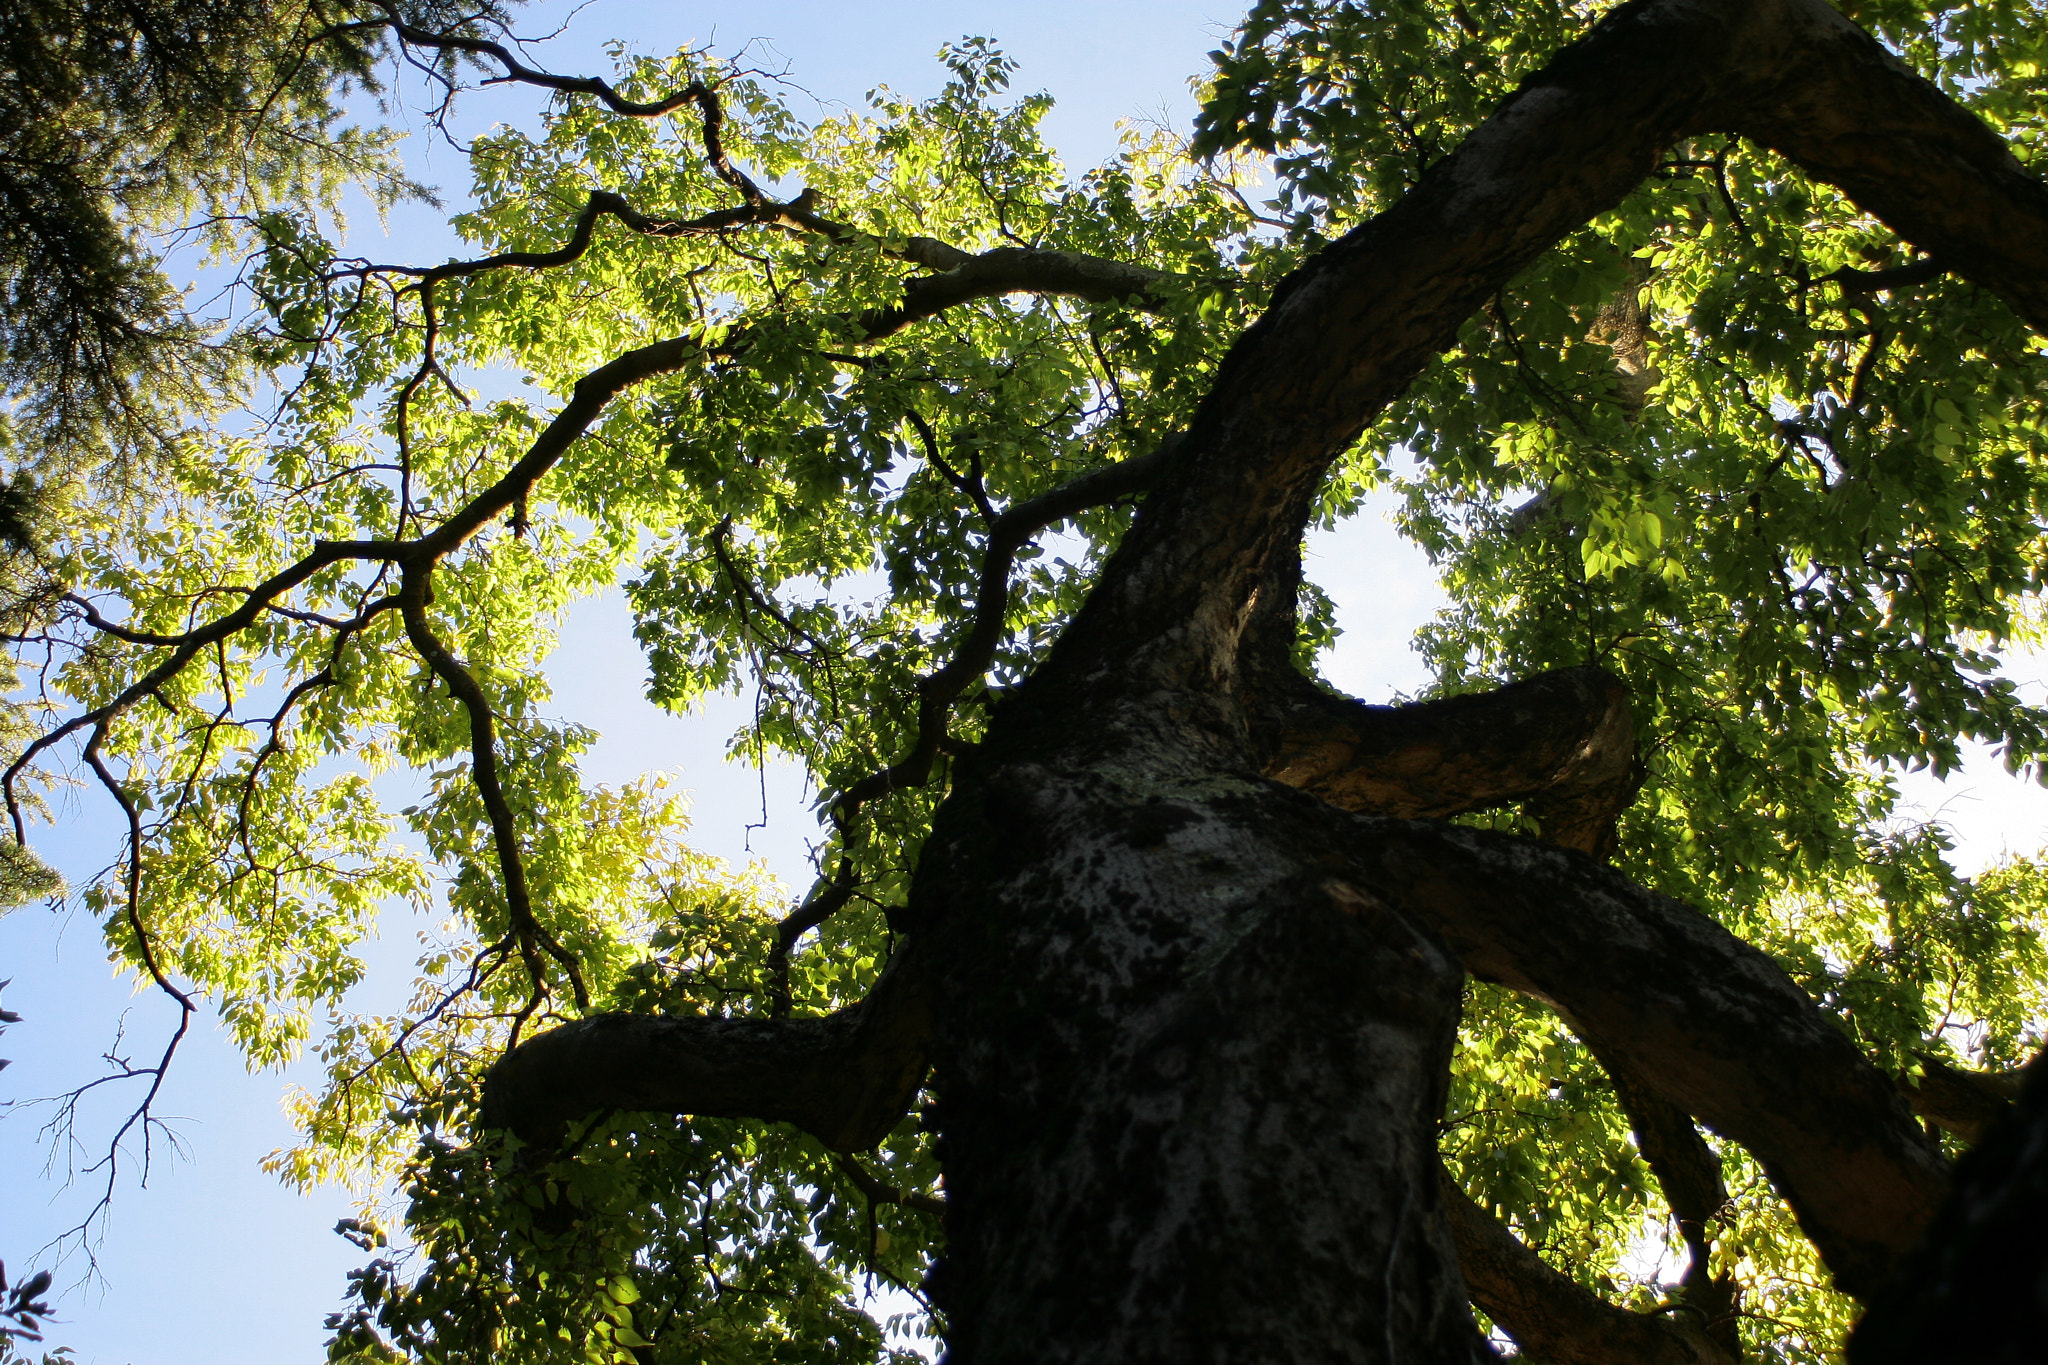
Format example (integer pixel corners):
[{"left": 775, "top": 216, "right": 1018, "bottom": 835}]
[
  {"left": 1815, "top": 257, "right": 1947, "bottom": 294},
  {"left": 1602, "top": 1053, "right": 1743, "bottom": 1356},
  {"left": 370, "top": 2, "right": 708, "bottom": 120},
  {"left": 1899, "top": 1053, "right": 2023, "bottom": 1145},
  {"left": 324, "top": 191, "right": 782, "bottom": 285},
  {"left": 4, "top": 537, "right": 402, "bottom": 842},
  {"left": 847, "top": 246, "right": 1176, "bottom": 342},
  {"left": 399, "top": 570, "right": 588, "bottom": 1015},
  {"left": 1036, "top": 0, "right": 2048, "bottom": 715},
  {"left": 479, "top": 938, "right": 934, "bottom": 1152},
  {"left": 1439, "top": 1169, "right": 1733, "bottom": 1365},
  {"left": 836, "top": 436, "right": 1180, "bottom": 816},
  {"left": 833, "top": 1153, "right": 947, "bottom": 1217},
  {"left": 1353, "top": 817, "right": 1946, "bottom": 1298},
  {"left": 324, "top": 178, "right": 1180, "bottom": 336},
  {"left": 1259, "top": 665, "right": 1638, "bottom": 856}
]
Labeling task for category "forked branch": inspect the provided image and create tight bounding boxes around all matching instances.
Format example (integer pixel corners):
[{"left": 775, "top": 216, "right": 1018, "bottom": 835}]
[
  {"left": 768, "top": 439, "right": 1179, "bottom": 977},
  {"left": 369, "top": 2, "right": 713, "bottom": 120},
  {"left": 1359, "top": 816, "right": 1946, "bottom": 1298}
]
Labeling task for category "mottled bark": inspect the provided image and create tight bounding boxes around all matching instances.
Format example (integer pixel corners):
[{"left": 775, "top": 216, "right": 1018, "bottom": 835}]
[
  {"left": 920, "top": 764, "right": 1491, "bottom": 1364},
  {"left": 1365, "top": 820, "right": 1946, "bottom": 1299},
  {"left": 1588, "top": 256, "right": 1658, "bottom": 418},
  {"left": 1440, "top": 1170, "right": 1732, "bottom": 1365}
]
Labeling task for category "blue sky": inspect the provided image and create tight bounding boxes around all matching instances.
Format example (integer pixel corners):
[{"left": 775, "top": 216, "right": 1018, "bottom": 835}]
[{"left": 4, "top": 3, "right": 2047, "bottom": 1362}]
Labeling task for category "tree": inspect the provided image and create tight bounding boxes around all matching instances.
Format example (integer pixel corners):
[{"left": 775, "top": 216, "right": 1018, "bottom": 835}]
[{"left": 15, "top": 0, "right": 2048, "bottom": 1360}]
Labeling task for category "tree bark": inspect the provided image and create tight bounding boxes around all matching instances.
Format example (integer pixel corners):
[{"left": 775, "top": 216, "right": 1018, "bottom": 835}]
[
  {"left": 479, "top": 941, "right": 932, "bottom": 1152},
  {"left": 919, "top": 764, "right": 1492, "bottom": 1364},
  {"left": 1258, "top": 665, "right": 1639, "bottom": 856}
]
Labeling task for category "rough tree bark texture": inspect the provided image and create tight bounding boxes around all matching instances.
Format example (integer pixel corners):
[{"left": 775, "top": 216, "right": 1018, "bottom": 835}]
[
  {"left": 918, "top": 767, "right": 1489, "bottom": 1362},
  {"left": 482, "top": 0, "right": 2048, "bottom": 1359}
]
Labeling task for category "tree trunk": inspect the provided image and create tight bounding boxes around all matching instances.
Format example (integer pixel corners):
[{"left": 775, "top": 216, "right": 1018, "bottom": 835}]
[{"left": 919, "top": 756, "right": 1489, "bottom": 1363}]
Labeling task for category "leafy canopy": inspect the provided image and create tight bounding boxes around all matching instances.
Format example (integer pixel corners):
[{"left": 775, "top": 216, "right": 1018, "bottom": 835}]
[{"left": 11, "top": 2, "right": 2048, "bottom": 1362}]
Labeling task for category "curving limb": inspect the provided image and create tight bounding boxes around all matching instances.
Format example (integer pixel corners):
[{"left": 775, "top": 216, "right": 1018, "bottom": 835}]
[
  {"left": 1257, "top": 665, "right": 1638, "bottom": 856},
  {"left": 1036, "top": 0, "right": 2048, "bottom": 718},
  {"left": 1344, "top": 816, "right": 1947, "bottom": 1298},
  {"left": 322, "top": 191, "right": 785, "bottom": 286},
  {"left": 480, "top": 938, "right": 935, "bottom": 1153},
  {"left": 1439, "top": 1169, "right": 1733, "bottom": 1365},
  {"left": 1897, "top": 1054, "right": 2025, "bottom": 1146},
  {"left": 399, "top": 570, "right": 587, "bottom": 1018},
  {"left": 366, "top": 2, "right": 717, "bottom": 121}
]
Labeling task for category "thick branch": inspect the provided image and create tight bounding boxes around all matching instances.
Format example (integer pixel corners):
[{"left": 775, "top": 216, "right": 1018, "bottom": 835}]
[
  {"left": 1727, "top": 10, "right": 2048, "bottom": 331},
  {"left": 1354, "top": 817, "right": 1946, "bottom": 1298},
  {"left": 1817, "top": 257, "right": 1947, "bottom": 294},
  {"left": 1440, "top": 1170, "right": 1732, "bottom": 1365},
  {"left": 1260, "top": 666, "right": 1637, "bottom": 856},
  {"left": 850, "top": 247, "right": 1175, "bottom": 342},
  {"left": 480, "top": 940, "right": 935, "bottom": 1153}
]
